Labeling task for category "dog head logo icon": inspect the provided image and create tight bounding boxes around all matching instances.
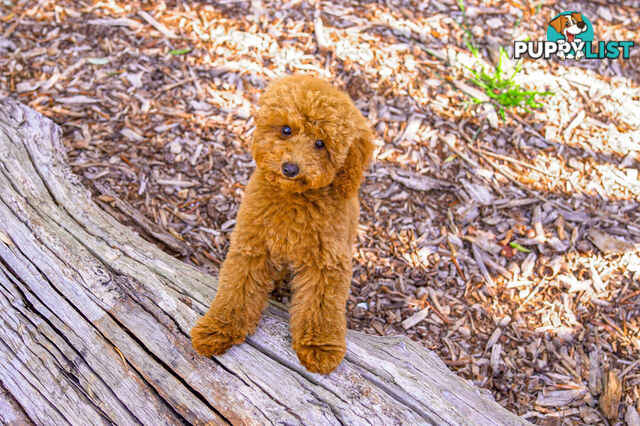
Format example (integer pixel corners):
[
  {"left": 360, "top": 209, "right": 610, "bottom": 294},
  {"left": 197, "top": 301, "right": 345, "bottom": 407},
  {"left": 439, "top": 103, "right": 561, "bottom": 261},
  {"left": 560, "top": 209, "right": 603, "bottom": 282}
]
[
  {"left": 549, "top": 12, "right": 587, "bottom": 43},
  {"left": 546, "top": 11, "right": 594, "bottom": 60}
]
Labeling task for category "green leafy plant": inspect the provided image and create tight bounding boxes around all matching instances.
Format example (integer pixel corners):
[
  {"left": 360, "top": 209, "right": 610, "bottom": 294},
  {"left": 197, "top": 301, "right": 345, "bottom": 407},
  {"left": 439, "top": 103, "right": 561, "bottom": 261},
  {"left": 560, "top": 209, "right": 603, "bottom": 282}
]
[
  {"left": 466, "top": 47, "right": 552, "bottom": 120},
  {"left": 456, "top": 0, "right": 552, "bottom": 120}
]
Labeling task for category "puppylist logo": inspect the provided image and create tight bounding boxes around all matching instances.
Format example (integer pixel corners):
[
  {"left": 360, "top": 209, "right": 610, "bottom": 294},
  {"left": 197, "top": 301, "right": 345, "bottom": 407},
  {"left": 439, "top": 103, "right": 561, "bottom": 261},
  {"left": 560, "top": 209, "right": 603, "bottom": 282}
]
[{"left": 514, "top": 11, "right": 634, "bottom": 61}]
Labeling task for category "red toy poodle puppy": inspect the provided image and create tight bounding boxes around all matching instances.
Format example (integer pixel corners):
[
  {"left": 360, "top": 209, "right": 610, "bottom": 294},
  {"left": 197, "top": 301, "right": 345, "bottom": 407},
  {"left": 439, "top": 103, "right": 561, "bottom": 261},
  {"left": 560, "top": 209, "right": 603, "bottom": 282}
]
[{"left": 191, "top": 75, "right": 374, "bottom": 374}]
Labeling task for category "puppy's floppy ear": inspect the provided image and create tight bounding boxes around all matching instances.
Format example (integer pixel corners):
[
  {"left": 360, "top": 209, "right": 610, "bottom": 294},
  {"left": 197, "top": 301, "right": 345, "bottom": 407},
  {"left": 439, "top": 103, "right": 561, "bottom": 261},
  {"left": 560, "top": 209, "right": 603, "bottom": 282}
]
[
  {"left": 571, "top": 12, "right": 583, "bottom": 23},
  {"left": 549, "top": 15, "right": 565, "bottom": 33},
  {"left": 332, "top": 119, "right": 374, "bottom": 199}
]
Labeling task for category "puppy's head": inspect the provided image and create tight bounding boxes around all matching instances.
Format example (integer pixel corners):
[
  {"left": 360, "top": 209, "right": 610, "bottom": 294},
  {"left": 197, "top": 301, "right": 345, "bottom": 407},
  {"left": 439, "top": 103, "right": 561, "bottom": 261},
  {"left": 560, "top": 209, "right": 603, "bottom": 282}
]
[{"left": 252, "top": 75, "right": 373, "bottom": 197}]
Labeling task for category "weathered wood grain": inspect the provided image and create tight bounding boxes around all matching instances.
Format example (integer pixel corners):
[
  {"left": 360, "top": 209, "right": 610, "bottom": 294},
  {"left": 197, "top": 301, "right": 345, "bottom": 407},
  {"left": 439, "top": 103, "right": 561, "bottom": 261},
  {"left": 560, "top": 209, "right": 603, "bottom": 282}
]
[{"left": 0, "top": 98, "right": 529, "bottom": 425}]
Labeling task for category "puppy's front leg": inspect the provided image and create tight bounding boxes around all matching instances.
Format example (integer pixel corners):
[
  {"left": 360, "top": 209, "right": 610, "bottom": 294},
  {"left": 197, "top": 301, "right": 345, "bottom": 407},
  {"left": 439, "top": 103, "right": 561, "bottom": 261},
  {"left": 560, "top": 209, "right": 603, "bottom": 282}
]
[
  {"left": 290, "top": 261, "right": 351, "bottom": 374},
  {"left": 191, "top": 251, "right": 275, "bottom": 357}
]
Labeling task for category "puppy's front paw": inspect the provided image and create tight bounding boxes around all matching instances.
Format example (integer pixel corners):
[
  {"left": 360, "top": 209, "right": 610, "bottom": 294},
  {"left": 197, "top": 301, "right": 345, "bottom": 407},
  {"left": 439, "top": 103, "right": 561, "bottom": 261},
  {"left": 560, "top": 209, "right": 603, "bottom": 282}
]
[
  {"left": 191, "top": 319, "right": 243, "bottom": 357},
  {"left": 294, "top": 343, "right": 345, "bottom": 374}
]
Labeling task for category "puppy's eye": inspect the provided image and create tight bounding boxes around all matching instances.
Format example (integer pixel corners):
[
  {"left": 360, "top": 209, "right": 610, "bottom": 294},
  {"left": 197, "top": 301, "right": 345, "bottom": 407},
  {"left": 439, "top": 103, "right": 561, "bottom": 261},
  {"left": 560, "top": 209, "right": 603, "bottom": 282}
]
[
  {"left": 281, "top": 126, "right": 292, "bottom": 136},
  {"left": 315, "top": 140, "right": 325, "bottom": 149}
]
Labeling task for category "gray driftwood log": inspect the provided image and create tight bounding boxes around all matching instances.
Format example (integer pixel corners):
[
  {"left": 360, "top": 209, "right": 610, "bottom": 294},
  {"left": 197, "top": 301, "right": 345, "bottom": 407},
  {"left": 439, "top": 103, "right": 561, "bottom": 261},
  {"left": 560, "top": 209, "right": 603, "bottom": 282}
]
[{"left": 0, "top": 98, "right": 527, "bottom": 425}]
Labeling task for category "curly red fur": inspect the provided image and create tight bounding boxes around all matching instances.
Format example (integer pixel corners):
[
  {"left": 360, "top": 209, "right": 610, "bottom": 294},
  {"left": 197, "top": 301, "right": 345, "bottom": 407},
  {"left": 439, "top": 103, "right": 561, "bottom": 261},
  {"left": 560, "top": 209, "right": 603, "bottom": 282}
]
[{"left": 191, "top": 75, "right": 374, "bottom": 374}]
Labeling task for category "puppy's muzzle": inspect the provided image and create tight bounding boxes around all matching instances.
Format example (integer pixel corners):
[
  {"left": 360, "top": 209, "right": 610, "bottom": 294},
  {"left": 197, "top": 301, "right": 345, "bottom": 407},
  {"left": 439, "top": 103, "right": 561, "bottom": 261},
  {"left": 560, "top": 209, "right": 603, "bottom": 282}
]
[{"left": 282, "top": 162, "right": 300, "bottom": 178}]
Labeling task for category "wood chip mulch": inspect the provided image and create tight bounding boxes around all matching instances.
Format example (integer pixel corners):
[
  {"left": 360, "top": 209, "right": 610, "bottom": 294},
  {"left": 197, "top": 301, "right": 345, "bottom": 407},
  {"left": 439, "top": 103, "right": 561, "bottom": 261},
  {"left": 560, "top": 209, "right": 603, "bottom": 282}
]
[{"left": 2, "top": 0, "right": 639, "bottom": 423}]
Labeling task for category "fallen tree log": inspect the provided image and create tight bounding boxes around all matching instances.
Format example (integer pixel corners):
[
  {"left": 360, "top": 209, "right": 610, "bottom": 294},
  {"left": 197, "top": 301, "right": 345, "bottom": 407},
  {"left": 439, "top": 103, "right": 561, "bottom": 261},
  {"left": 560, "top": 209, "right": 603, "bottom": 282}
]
[{"left": 0, "top": 98, "right": 527, "bottom": 425}]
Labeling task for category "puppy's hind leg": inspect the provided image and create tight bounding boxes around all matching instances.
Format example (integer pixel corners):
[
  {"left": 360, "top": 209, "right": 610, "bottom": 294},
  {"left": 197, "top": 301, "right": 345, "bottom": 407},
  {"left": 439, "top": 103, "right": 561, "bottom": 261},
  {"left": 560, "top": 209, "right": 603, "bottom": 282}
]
[
  {"left": 289, "top": 260, "right": 351, "bottom": 374},
  {"left": 191, "top": 251, "right": 276, "bottom": 357}
]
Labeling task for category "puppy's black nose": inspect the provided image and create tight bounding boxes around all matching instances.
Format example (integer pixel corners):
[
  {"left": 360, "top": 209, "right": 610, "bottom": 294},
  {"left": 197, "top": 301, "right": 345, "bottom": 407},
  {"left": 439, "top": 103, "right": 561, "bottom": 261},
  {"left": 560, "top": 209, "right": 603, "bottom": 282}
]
[
  {"left": 577, "top": 22, "right": 586, "bottom": 29},
  {"left": 282, "top": 162, "right": 300, "bottom": 178}
]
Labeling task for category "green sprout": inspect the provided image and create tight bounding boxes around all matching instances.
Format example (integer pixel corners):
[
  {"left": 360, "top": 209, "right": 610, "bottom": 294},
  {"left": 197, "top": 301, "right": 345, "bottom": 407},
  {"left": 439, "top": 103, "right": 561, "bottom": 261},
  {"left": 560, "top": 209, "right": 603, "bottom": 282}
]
[
  {"left": 169, "top": 48, "right": 192, "bottom": 55},
  {"left": 456, "top": 0, "right": 552, "bottom": 120},
  {"left": 466, "top": 47, "right": 553, "bottom": 120}
]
